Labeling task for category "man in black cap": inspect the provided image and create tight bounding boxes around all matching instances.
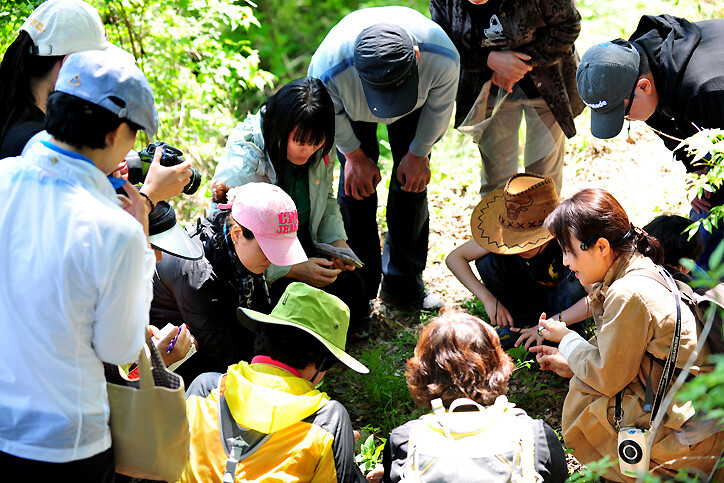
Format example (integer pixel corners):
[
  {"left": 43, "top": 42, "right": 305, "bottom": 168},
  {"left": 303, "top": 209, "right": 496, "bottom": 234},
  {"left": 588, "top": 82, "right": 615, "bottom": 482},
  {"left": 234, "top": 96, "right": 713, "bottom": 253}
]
[
  {"left": 308, "top": 6, "right": 459, "bottom": 310},
  {"left": 576, "top": 15, "right": 724, "bottom": 268}
]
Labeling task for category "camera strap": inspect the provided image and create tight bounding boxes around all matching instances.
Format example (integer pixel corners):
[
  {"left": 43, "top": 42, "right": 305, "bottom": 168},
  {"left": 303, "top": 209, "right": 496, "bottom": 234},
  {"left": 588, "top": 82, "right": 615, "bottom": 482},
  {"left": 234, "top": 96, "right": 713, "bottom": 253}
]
[
  {"left": 649, "top": 268, "right": 683, "bottom": 425},
  {"left": 614, "top": 266, "right": 683, "bottom": 428}
]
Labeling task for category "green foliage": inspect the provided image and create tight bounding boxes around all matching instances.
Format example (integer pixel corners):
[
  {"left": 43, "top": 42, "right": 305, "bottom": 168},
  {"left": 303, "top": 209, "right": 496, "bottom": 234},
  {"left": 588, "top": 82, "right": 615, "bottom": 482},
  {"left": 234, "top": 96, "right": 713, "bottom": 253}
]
[
  {"left": 355, "top": 433, "right": 386, "bottom": 473},
  {"left": 677, "top": 355, "right": 724, "bottom": 425},
  {"left": 682, "top": 130, "right": 724, "bottom": 242},
  {"left": 321, "top": 328, "right": 422, "bottom": 437},
  {"left": 566, "top": 455, "right": 616, "bottom": 482},
  {"left": 91, "top": 0, "right": 272, "bottom": 219},
  {"left": 0, "top": 1, "right": 37, "bottom": 52},
  {"left": 461, "top": 297, "right": 491, "bottom": 322}
]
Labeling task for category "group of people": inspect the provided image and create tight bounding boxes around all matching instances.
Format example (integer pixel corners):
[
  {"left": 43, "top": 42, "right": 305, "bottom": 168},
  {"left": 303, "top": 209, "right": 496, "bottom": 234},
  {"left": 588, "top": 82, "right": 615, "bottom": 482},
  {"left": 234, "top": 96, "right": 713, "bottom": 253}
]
[{"left": 1, "top": 0, "right": 723, "bottom": 482}]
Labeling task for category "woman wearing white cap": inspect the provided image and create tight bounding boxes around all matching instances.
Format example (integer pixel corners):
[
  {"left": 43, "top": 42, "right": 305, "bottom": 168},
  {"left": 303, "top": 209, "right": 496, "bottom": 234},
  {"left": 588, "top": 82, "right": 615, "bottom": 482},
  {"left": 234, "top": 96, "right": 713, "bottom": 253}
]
[
  {"left": 150, "top": 182, "right": 308, "bottom": 386},
  {"left": 0, "top": 0, "right": 112, "bottom": 157}
]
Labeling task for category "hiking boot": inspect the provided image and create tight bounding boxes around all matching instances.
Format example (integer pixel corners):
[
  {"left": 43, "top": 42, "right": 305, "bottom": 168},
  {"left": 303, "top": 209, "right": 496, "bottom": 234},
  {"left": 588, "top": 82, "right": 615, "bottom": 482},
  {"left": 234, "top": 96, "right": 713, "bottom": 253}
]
[{"left": 421, "top": 291, "right": 445, "bottom": 311}]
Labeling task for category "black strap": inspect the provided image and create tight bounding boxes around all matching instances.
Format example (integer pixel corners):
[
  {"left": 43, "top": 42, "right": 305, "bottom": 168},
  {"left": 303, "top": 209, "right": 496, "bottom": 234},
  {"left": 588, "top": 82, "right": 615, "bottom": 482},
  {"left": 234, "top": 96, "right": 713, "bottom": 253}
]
[
  {"left": 614, "top": 391, "right": 624, "bottom": 429},
  {"left": 642, "top": 357, "right": 654, "bottom": 412},
  {"left": 614, "top": 266, "right": 683, "bottom": 427},
  {"left": 650, "top": 268, "right": 683, "bottom": 424}
]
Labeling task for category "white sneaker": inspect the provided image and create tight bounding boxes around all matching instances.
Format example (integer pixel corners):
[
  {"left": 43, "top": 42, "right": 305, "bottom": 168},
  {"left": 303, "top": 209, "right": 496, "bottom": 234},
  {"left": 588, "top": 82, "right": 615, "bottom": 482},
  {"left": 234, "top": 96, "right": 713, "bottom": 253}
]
[{"left": 421, "top": 291, "right": 445, "bottom": 311}]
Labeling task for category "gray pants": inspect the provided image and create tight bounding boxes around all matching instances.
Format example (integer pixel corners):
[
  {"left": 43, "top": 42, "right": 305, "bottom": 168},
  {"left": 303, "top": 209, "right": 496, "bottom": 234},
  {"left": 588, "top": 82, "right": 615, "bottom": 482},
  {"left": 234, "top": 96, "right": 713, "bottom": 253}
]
[{"left": 477, "top": 96, "right": 565, "bottom": 196}]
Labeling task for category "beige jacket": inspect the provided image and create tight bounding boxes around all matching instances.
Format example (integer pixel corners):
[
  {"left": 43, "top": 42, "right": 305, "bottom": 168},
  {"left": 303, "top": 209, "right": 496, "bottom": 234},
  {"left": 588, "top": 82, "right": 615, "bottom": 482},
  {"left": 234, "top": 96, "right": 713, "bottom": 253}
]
[{"left": 562, "top": 252, "right": 722, "bottom": 481}]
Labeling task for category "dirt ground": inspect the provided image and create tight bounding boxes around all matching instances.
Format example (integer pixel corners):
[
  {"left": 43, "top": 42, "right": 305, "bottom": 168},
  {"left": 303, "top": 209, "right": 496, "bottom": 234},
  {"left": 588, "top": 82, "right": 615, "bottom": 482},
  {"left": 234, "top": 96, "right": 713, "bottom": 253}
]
[{"left": 422, "top": 121, "right": 690, "bottom": 309}]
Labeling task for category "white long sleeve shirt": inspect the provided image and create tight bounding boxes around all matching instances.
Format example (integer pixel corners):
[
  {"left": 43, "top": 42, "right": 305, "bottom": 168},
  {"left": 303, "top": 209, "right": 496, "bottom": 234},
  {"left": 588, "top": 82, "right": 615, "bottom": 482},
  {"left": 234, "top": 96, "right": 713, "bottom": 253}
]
[
  {"left": 308, "top": 6, "right": 460, "bottom": 157},
  {"left": 0, "top": 141, "right": 154, "bottom": 462}
]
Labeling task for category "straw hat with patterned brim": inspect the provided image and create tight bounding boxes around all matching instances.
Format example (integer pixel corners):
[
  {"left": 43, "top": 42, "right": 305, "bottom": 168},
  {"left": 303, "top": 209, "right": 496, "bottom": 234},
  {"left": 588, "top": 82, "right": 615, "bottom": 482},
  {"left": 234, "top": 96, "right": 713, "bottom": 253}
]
[{"left": 471, "top": 173, "right": 558, "bottom": 255}]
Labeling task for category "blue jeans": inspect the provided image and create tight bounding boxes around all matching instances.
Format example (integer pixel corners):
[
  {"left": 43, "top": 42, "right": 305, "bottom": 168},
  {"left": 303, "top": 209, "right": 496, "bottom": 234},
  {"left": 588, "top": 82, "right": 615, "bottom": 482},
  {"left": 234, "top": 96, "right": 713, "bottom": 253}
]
[{"left": 690, "top": 207, "right": 724, "bottom": 271}]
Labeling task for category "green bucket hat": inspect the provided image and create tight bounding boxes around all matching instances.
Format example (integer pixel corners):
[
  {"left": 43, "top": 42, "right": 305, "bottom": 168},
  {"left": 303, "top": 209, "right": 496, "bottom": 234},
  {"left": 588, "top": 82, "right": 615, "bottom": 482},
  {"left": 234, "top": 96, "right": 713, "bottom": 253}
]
[{"left": 237, "top": 282, "right": 369, "bottom": 373}]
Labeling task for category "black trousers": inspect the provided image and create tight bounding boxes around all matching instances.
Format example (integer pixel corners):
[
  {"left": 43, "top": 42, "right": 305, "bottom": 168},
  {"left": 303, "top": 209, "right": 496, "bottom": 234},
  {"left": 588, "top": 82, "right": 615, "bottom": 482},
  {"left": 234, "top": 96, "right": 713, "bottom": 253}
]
[
  {"left": 337, "top": 108, "right": 429, "bottom": 305},
  {"left": 0, "top": 447, "right": 115, "bottom": 482},
  {"left": 475, "top": 253, "right": 587, "bottom": 329},
  {"left": 269, "top": 269, "right": 369, "bottom": 328}
]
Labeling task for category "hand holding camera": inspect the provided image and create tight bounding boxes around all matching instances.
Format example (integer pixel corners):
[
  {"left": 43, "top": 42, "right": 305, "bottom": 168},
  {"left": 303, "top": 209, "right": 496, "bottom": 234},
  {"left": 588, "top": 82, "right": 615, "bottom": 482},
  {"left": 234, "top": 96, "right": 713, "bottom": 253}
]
[{"left": 126, "top": 142, "right": 201, "bottom": 199}]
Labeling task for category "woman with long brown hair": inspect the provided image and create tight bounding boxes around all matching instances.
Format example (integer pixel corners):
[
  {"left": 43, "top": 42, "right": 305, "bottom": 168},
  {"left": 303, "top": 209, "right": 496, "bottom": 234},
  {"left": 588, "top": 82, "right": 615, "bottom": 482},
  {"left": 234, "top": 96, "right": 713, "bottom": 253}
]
[{"left": 532, "top": 188, "right": 723, "bottom": 481}]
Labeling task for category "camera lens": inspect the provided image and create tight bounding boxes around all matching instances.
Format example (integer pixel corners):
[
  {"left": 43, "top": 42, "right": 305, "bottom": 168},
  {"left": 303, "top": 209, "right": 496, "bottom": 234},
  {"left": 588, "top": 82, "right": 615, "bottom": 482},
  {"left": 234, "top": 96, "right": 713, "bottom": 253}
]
[
  {"left": 183, "top": 168, "right": 202, "bottom": 195},
  {"left": 618, "top": 440, "right": 643, "bottom": 464}
]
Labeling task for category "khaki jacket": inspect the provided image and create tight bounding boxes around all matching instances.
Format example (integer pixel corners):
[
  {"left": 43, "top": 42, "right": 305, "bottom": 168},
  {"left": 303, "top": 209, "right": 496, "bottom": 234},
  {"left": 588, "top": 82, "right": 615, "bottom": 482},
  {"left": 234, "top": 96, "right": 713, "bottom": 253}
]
[{"left": 562, "top": 252, "right": 722, "bottom": 481}]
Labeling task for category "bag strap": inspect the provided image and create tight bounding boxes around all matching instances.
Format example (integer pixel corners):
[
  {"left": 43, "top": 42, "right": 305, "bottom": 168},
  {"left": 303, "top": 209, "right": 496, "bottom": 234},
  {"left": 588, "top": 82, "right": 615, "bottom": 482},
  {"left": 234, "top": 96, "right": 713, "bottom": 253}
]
[
  {"left": 447, "top": 398, "right": 485, "bottom": 413},
  {"left": 617, "top": 266, "right": 683, "bottom": 427},
  {"left": 136, "top": 333, "right": 155, "bottom": 390},
  {"left": 519, "top": 415, "right": 542, "bottom": 483}
]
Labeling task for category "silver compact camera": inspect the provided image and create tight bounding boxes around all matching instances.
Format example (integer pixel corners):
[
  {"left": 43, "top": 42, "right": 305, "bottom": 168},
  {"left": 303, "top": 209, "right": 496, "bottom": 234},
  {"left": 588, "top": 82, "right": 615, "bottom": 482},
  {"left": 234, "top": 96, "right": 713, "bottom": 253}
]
[{"left": 618, "top": 426, "right": 651, "bottom": 477}]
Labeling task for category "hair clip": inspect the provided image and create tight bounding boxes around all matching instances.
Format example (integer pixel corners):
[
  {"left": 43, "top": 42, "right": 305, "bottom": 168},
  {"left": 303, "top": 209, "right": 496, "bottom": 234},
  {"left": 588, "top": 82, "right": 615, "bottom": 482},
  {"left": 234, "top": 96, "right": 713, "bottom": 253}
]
[{"left": 580, "top": 235, "right": 600, "bottom": 251}]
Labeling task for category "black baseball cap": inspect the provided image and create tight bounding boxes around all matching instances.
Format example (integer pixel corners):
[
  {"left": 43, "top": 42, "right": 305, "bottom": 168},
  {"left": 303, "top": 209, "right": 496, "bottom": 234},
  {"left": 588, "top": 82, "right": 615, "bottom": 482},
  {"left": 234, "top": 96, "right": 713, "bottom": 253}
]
[
  {"left": 353, "top": 24, "right": 419, "bottom": 119},
  {"left": 576, "top": 39, "right": 640, "bottom": 139}
]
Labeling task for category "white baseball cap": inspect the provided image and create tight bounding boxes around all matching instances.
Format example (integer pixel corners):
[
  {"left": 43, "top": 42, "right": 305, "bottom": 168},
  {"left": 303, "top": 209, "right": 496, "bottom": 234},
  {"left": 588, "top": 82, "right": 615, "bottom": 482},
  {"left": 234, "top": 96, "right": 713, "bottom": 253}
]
[{"left": 20, "top": 0, "right": 109, "bottom": 56}]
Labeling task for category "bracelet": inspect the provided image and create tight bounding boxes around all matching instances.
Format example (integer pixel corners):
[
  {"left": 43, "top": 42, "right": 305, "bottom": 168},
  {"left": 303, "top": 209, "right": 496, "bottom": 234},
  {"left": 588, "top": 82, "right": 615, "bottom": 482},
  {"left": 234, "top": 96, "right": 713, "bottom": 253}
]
[
  {"left": 138, "top": 191, "right": 155, "bottom": 211},
  {"left": 558, "top": 313, "right": 564, "bottom": 325}
]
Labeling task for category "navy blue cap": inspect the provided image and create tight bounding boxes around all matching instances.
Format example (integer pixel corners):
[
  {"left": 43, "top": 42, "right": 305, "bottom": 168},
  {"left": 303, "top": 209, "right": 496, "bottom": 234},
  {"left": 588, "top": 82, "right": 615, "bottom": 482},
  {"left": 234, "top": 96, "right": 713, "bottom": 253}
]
[{"left": 354, "top": 24, "right": 419, "bottom": 118}]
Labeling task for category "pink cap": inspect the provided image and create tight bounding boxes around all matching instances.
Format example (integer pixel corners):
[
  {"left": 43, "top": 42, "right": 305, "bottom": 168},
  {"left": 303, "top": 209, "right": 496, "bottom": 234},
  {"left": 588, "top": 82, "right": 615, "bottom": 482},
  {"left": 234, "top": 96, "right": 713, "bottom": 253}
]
[{"left": 220, "top": 183, "right": 307, "bottom": 266}]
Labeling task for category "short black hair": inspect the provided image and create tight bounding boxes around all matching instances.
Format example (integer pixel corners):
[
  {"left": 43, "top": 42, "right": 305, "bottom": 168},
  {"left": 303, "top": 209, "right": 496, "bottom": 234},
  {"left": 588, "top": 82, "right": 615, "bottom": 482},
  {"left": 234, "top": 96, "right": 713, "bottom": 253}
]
[
  {"left": 261, "top": 77, "right": 334, "bottom": 177},
  {"left": 45, "top": 92, "right": 138, "bottom": 149},
  {"left": 253, "top": 323, "right": 336, "bottom": 372},
  {"left": 644, "top": 215, "right": 703, "bottom": 267}
]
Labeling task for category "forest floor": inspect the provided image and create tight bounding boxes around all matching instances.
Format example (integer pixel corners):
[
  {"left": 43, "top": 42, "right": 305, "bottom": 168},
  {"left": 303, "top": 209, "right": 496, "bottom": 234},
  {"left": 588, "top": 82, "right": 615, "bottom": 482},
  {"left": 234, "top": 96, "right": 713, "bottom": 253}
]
[{"left": 320, "top": 116, "right": 694, "bottom": 477}]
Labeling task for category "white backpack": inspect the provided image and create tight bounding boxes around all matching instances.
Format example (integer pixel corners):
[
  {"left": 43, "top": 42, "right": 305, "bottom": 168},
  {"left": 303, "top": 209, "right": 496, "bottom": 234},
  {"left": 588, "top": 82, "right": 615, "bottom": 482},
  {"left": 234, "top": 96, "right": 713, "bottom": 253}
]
[{"left": 401, "top": 396, "right": 542, "bottom": 483}]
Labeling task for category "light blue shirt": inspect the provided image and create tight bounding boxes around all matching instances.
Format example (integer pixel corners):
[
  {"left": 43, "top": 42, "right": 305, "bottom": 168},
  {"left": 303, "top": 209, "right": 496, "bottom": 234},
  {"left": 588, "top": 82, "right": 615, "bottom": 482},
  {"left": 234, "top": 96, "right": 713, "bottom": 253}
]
[{"left": 308, "top": 6, "right": 460, "bottom": 157}]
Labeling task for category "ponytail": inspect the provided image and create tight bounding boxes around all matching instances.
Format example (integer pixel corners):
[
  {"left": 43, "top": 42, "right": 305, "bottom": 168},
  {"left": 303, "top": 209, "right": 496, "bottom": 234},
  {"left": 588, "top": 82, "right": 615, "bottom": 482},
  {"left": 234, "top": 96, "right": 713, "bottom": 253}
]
[
  {"left": 0, "top": 31, "right": 64, "bottom": 141},
  {"left": 634, "top": 225, "right": 664, "bottom": 264},
  {"left": 545, "top": 188, "right": 664, "bottom": 264}
]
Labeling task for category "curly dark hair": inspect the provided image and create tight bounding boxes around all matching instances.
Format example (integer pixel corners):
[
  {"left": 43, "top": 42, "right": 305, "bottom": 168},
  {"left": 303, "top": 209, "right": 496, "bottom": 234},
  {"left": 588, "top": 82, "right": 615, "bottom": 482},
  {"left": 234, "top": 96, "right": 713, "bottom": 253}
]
[{"left": 406, "top": 311, "right": 514, "bottom": 408}]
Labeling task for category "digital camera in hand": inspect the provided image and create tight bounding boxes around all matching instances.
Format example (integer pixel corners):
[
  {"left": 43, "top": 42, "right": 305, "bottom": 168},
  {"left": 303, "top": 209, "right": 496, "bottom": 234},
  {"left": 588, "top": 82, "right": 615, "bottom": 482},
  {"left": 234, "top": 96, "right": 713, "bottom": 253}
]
[{"left": 126, "top": 142, "right": 201, "bottom": 195}]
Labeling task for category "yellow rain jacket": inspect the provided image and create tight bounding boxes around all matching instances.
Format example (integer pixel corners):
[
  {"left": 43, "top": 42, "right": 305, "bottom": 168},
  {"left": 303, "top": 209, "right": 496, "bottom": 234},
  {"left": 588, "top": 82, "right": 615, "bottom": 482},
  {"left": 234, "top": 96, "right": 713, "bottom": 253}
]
[{"left": 178, "top": 362, "right": 364, "bottom": 483}]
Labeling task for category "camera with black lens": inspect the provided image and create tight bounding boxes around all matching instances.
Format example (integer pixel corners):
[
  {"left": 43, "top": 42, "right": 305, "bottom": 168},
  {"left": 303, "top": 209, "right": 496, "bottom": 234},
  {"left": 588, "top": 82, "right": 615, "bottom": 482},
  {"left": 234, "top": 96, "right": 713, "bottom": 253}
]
[
  {"left": 125, "top": 142, "right": 201, "bottom": 195},
  {"left": 618, "top": 427, "right": 651, "bottom": 477}
]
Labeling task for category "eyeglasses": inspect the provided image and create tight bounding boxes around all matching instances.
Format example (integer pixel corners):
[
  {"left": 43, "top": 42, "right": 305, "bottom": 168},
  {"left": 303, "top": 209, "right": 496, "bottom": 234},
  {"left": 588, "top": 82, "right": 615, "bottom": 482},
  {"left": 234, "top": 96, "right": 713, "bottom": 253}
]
[{"left": 624, "top": 78, "right": 637, "bottom": 117}]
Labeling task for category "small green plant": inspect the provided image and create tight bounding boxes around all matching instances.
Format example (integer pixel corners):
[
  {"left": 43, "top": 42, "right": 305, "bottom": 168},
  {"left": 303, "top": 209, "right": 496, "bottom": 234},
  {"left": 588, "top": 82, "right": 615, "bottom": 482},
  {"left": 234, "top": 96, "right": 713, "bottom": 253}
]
[
  {"left": 461, "top": 297, "right": 491, "bottom": 323},
  {"left": 507, "top": 345, "right": 532, "bottom": 372},
  {"left": 355, "top": 433, "right": 386, "bottom": 473},
  {"left": 566, "top": 455, "right": 616, "bottom": 482}
]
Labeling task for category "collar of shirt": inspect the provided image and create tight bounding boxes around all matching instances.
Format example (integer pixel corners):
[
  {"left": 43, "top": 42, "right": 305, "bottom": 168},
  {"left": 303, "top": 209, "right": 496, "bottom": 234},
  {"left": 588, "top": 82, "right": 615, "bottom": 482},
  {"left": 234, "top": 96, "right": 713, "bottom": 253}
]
[{"left": 41, "top": 141, "right": 126, "bottom": 189}]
